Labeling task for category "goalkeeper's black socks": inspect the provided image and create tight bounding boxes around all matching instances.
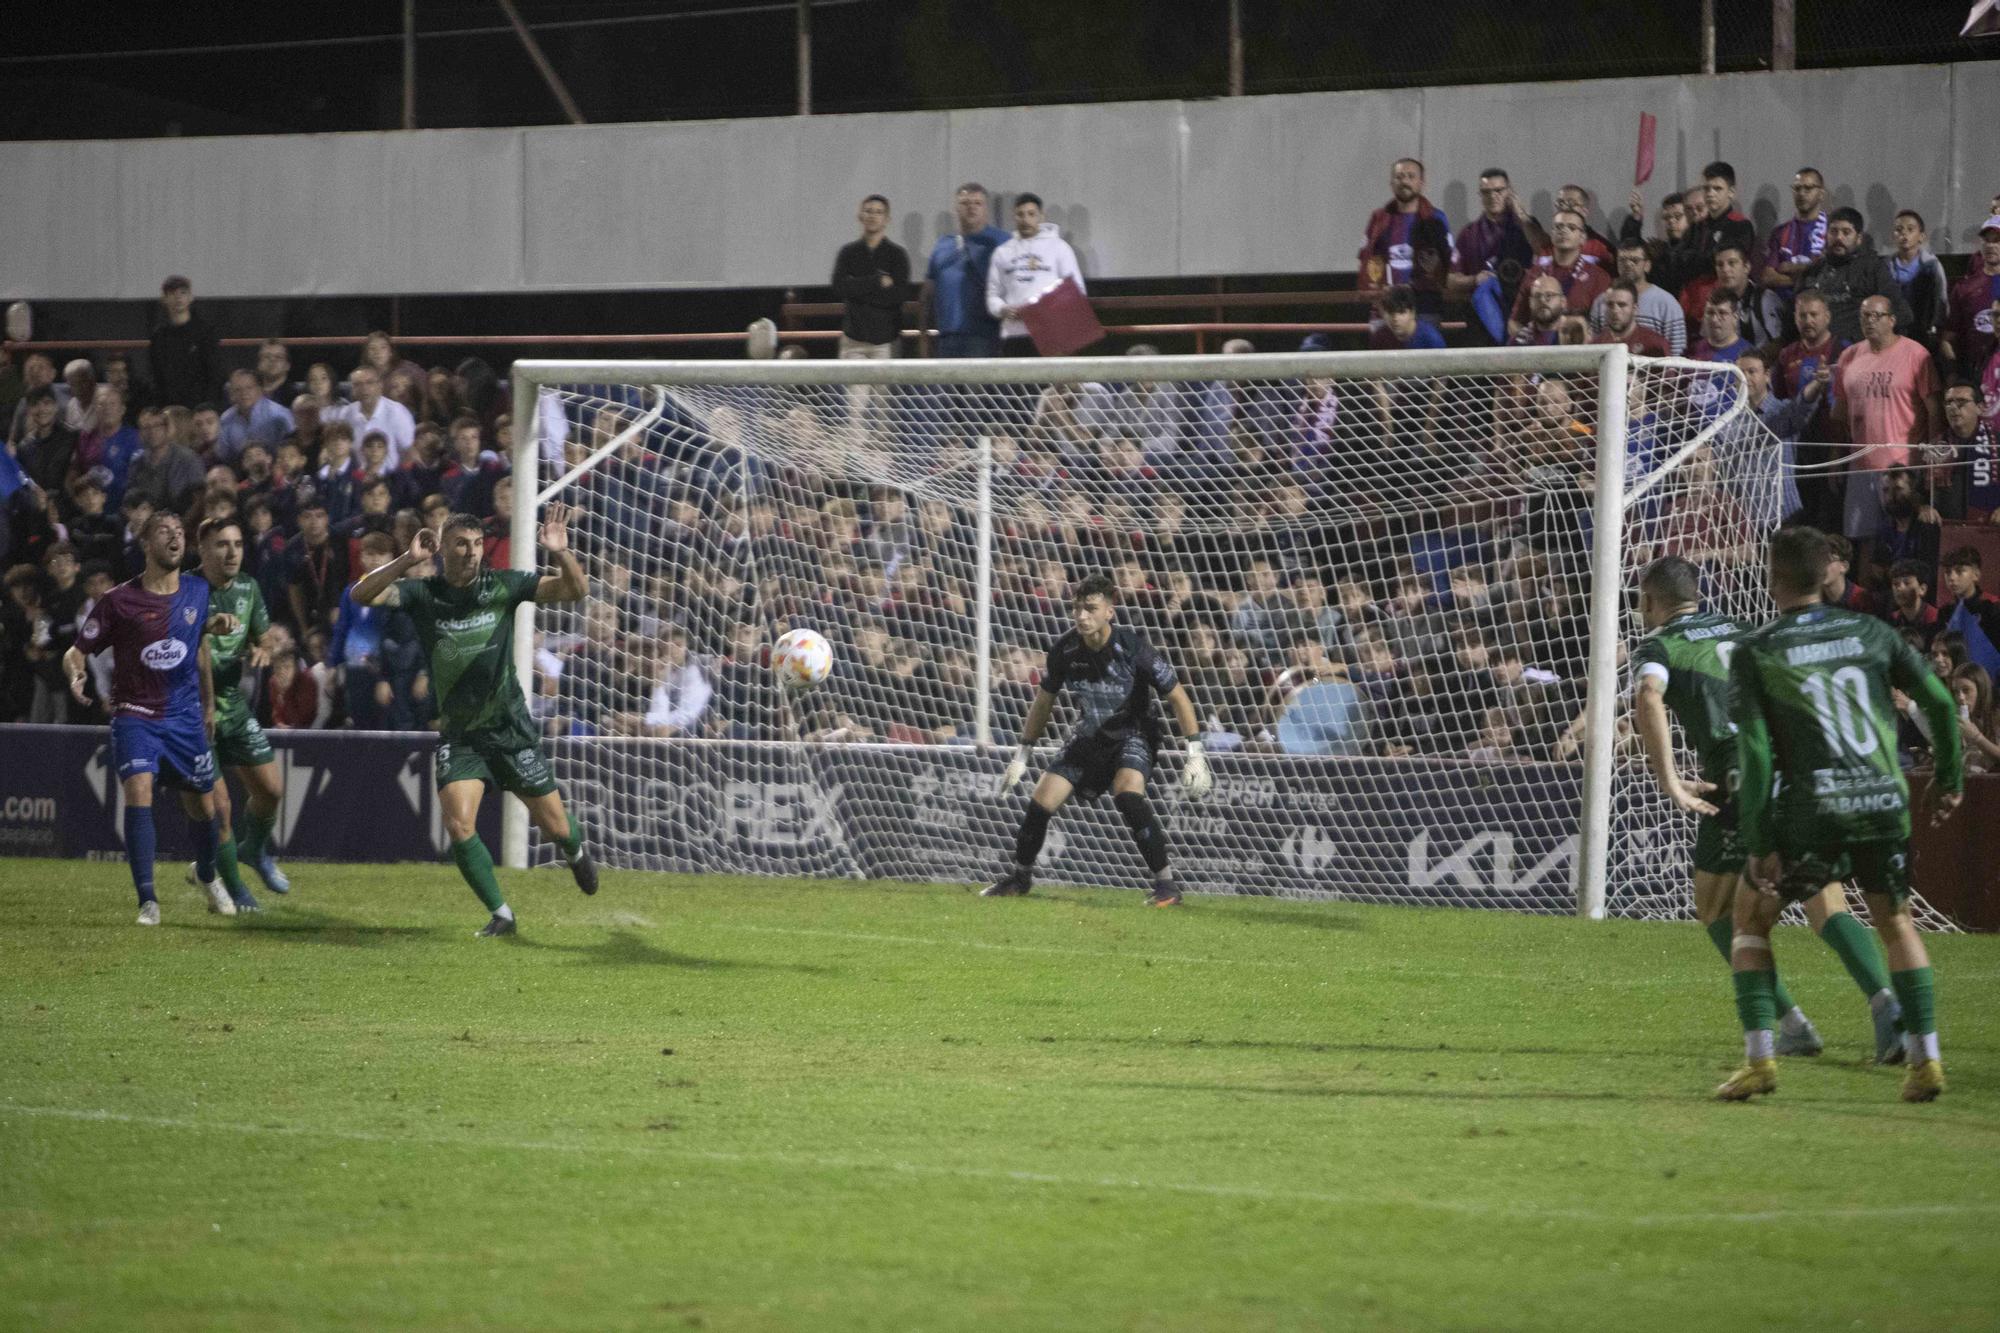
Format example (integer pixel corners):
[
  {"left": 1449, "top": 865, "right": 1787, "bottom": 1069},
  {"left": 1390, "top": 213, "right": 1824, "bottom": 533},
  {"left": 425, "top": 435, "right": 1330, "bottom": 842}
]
[
  {"left": 1113, "top": 791, "right": 1170, "bottom": 875},
  {"left": 1014, "top": 803, "right": 1054, "bottom": 867}
]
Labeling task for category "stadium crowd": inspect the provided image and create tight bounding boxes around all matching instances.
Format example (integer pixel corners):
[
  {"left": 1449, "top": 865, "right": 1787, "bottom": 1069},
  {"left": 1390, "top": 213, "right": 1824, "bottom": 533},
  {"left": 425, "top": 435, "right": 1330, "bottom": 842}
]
[{"left": 3, "top": 161, "right": 1999, "bottom": 769}]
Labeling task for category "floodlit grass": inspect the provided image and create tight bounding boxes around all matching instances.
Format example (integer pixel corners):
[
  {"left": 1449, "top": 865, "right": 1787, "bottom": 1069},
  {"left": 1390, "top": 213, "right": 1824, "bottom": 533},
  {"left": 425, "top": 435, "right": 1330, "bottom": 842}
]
[{"left": 2, "top": 857, "right": 1996, "bottom": 1331}]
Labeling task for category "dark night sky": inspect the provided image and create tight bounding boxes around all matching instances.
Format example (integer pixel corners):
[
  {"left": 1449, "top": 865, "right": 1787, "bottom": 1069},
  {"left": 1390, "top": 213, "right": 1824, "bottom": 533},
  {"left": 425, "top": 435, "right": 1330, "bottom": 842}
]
[{"left": 3, "top": 0, "right": 1988, "bottom": 141}]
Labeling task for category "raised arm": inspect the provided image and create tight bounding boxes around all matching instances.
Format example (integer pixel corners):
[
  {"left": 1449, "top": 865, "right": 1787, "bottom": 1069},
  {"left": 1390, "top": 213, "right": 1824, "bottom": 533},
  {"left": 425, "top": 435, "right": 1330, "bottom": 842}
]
[
  {"left": 353, "top": 527, "right": 435, "bottom": 607},
  {"left": 533, "top": 501, "right": 587, "bottom": 603}
]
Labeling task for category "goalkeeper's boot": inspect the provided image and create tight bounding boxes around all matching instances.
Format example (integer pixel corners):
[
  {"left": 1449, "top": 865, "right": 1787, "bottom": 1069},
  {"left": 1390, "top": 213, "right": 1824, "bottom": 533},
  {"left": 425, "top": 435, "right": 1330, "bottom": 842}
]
[
  {"left": 1873, "top": 997, "right": 1907, "bottom": 1066},
  {"left": 136, "top": 901, "right": 160, "bottom": 927},
  {"left": 251, "top": 852, "right": 291, "bottom": 896},
  {"left": 1774, "top": 1013, "right": 1823, "bottom": 1058},
  {"left": 1714, "top": 1058, "right": 1778, "bottom": 1101},
  {"left": 568, "top": 847, "right": 599, "bottom": 897},
  {"left": 1900, "top": 1059, "right": 1946, "bottom": 1103},
  {"left": 475, "top": 913, "right": 518, "bottom": 939},
  {"left": 981, "top": 866, "right": 1033, "bottom": 898},
  {"left": 1143, "top": 876, "right": 1183, "bottom": 908}
]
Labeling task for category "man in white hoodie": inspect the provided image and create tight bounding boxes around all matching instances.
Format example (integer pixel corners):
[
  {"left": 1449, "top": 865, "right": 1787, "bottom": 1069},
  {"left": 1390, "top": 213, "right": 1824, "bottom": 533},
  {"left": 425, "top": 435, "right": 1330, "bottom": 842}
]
[{"left": 985, "top": 193, "right": 1085, "bottom": 356}]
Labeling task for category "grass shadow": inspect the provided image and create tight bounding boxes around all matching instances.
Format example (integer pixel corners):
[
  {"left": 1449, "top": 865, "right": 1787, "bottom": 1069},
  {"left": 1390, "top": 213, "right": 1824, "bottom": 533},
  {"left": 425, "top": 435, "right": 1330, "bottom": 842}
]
[
  {"left": 174, "top": 906, "right": 444, "bottom": 946},
  {"left": 1036, "top": 1033, "right": 1699, "bottom": 1061},
  {"left": 509, "top": 928, "right": 832, "bottom": 974},
  {"left": 1199, "top": 906, "right": 1371, "bottom": 933},
  {"left": 1098, "top": 1078, "right": 1867, "bottom": 1106}
]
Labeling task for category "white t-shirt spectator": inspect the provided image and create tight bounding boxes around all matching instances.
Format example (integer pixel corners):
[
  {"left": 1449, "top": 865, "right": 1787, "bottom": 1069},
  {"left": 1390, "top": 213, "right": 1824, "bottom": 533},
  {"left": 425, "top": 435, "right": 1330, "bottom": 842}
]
[
  {"left": 985, "top": 223, "right": 1085, "bottom": 342},
  {"left": 327, "top": 396, "right": 417, "bottom": 470},
  {"left": 644, "top": 660, "right": 714, "bottom": 736}
]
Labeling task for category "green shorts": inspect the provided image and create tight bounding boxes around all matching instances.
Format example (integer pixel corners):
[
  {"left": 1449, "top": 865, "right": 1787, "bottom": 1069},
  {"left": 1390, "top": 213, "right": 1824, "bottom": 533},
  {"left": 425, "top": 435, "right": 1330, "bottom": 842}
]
[
  {"left": 1776, "top": 840, "right": 1911, "bottom": 906},
  {"left": 1691, "top": 804, "right": 1748, "bottom": 878},
  {"left": 435, "top": 734, "right": 557, "bottom": 799},
  {"left": 213, "top": 712, "right": 276, "bottom": 770}
]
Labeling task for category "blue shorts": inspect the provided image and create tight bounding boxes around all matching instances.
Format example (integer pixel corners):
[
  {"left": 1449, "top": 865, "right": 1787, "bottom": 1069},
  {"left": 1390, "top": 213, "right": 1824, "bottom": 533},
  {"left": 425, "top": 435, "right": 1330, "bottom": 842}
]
[{"left": 111, "top": 714, "right": 216, "bottom": 793}]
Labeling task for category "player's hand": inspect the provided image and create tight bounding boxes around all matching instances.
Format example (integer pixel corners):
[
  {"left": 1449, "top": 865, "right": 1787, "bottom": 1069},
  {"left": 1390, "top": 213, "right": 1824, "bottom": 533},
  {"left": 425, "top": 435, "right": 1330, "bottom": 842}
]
[
  {"left": 996, "top": 745, "right": 1029, "bottom": 796},
  {"left": 1745, "top": 852, "right": 1782, "bottom": 895},
  {"left": 204, "top": 612, "right": 239, "bottom": 637},
  {"left": 411, "top": 526, "right": 440, "bottom": 562},
  {"left": 1181, "top": 738, "right": 1213, "bottom": 801},
  {"left": 203, "top": 706, "right": 216, "bottom": 741},
  {"left": 68, "top": 671, "right": 89, "bottom": 706},
  {"left": 539, "top": 501, "right": 574, "bottom": 553},
  {"left": 1627, "top": 189, "right": 1644, "bottom": 222},
  {"left": 1666, "top": 777, "right": 1719, "bottom": 818},
  {"left": 1926, "top": 784, "right": 1963, "bottom": 828}
]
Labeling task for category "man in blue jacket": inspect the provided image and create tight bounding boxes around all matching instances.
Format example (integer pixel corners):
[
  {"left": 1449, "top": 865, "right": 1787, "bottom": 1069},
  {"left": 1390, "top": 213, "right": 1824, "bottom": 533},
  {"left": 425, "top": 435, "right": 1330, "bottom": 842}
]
[{"left": 920, "top": 183, "right": 1011, "bottom": 358}]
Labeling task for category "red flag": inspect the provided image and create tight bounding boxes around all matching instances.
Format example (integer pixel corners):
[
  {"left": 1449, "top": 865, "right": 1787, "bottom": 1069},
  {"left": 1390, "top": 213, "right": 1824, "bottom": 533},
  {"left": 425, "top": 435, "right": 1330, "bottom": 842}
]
[
  {"left": 1635, "top": 112, "right": 1657, "bottom": 186},
  {"left": 1019, "top": 277, "right": 1105, "bottom": 357}
]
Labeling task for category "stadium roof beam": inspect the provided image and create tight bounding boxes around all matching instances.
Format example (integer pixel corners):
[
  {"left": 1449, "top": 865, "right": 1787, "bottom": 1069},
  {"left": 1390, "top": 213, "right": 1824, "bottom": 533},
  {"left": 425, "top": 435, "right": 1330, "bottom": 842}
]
[{"left": 495, "top": 0, "right": 585, "bottom": 126}]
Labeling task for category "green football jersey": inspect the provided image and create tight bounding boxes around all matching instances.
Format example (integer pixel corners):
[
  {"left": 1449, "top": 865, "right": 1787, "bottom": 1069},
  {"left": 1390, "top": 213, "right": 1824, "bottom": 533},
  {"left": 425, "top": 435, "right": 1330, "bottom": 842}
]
[
  {"left": 205, "top": 574, "right": 270, "bottom": 725},
  {"left": 1728, "top": 604, "right": 1963, "bottom": 856},
  {"left": 1631, "top": 609, "right": 1745, "bottom": 782},
  {"left": 394, "top": 568, "right": 541, "bottom": 745}
]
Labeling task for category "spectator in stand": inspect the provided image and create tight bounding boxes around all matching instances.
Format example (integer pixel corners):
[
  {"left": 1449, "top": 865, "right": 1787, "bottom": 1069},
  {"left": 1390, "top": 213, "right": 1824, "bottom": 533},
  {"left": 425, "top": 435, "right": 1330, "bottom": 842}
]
[
  {"left": 7, "top": 354, "right": 62, "bottom": 448},
  {"left": 286, "top": 499, "right": 349, "bottom": 634},
  {"left": 1592, "top": 282, "right": 1669, "bottom": 356},
  {"left": 1884, "top": 558, "right": 1941, "bottom": 646},
  {"left": 289, "top": 393, "right": 324, "bottom": 467},
  {"left": 255, "top": 339, "right": 303, "bottom": 405},
  {"left": 310, "top": 420, "right": 358, "bottom": 523},
  {"left": 1799, "top": 208, "right": 1910, "bottom": 345},
  {"left": 1942, "top": 546, "right": 2000, "bottom": 648},
  {"left": 147, "top": 275, "right": 220, "bottom": 409},
  {"left": 396, "top": 422, "right": 447, "bottom": 506},
  {"left": 422, "top": 366, "right": 466, "bottom": 429},
  {"left": 328, "top": 530, "right": 418, "bottom": 729},
  {"left": 987, "top": 193, "right": 1085, "bottom": 356},
  {"left": 1622, "top": 190, "right": 1706, "bottom": 310},
  {"left": 1509, "top": 209, "right": 1609, "bottom": 338},
  {"left": 101, "top": 354, "right": 144, "bottom": 424},
  {"left": 1950, "top": 663, "right": 2000, "bottom": 773},
  {"left": 441, "top": 415, "right": 504, "bottom": 513},
  {"left": 1695, "top": 161, "right": 1756, "bottom": 269},
  {"left": 191, "top": 402, "right": 222, "bottom": 459},
  {"left": 832, "top": 194, "right": 911, "bottom": 363},
  {"left": 122, "top": 406, "right": 205, "bottom": 514},
  {"left": 2, "top": 564, "right": 63, "bottom": 722},
  {"left": 919, "top": 183, "right": 1011, "bottom": 358},
  {"left": 1357, "top": 158, "right": 1452, "bottom": 296},
  {"left": 60, "top": 360, "right": 99, "bottom": 435},
  {"left": 1738, "top": 346, "right": 1822, "bottom": 521},
  {"left": 1760, "top": 168, "right": 1829, "bottom": 312},
  {"left": 1942, "top": 215, "right": 2000, "bottom": 380},
  {"left": 306, "top": 362, "right": 346, "bottom": 412},
  {"left": 1232, "top": 555, "right": 1290, "bottom": 665},
  {"left": 1689, "top": 293, "right": 1753, "bottom": 364},
  {"left": 637, "top": 625, "right": 712, "bottom": 737},
  {"left": 15, "top": 388, "right": 77, "bottom": 506},
  {"left": 1451, "top": 168, "right": 1544, "bottom": 344},
  {"left": 1932, "top": 380, "right": 1998, "bottom": 521},
  {"left": 1510, "top": 273, "right": 1569, "bottom": 346},
  {"left": 72, "top": 384, "right": 140, "bottom": 507},
  {"left": 335, "top": 477, "right": 396, "bottom": 567},
  {"left": 327, "top": 366, "right": 416, "bottom": 469},
  {"left": 1589, "top": 238, "right": 1686, "bottom": 354},
  {"left": 215, "top": 369, "right": 295, "bottom": 465},
  {"left": 263, "top": 650, "right": 328, "bottom": 730},
  {"left": 1822, "top": 533, "right": 1877, "bottom": 614},
  {"left": 1831, "top": 294, "right": 1941, "bottom": 544},
  {"left": 1875, "top": 466, "right": 1942, "bottom": 577},
  {"left": 1370, "top": 284, "right": 1446, "bottom": 351},
  {"left": 63, "top": 476, "right": 121, "bottom": 569},
  {"left": 1680, "top": 243, "right": 1777, "bottom": 345},
  {"left": 1777, "top": 289, "right": 1846, "bottom": 528},
  {"left": 1553, "top": 184, "right": 1616, "bottom": 265},
  {"left": 360, "top": 332, "right": 426, "bottom": 400},
  {"left": 1887, "top": 210, "right": 1949, "bottom": 356}
]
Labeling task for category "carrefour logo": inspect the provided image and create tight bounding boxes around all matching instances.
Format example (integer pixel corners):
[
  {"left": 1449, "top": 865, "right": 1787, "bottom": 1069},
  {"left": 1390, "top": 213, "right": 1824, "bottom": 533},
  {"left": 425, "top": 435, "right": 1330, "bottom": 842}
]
[{"left": 140, "top": 639, "right": 188, "bottom": 670}]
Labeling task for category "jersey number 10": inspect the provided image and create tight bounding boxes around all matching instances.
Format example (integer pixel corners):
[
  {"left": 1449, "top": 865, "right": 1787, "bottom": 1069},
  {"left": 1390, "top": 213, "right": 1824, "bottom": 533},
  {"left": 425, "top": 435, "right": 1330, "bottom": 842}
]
[{"left": 1799, "top": 666, "right": 1880, "bottom": 758}]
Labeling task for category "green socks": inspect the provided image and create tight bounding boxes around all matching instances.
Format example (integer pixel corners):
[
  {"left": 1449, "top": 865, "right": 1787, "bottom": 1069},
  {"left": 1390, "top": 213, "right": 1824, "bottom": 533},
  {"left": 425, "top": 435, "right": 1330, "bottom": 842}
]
[
  {"left": 1890, "top": 967, "right": 1936, "bottom": 1037},
  {"left": 450, "top": 835, "right": 506, "bottom": 913},
  {"left": 1732, "top": 967, "right": 1778, "bottom": 1035},
  {"left": 1707, "top": 918, "right": 1798, "bottom": 1016},
  {"left": 555, "top": 814, "right": 584, "bottom": 866},
  {"left": 214, "top": 836, "right": 246, "bottom": 895},
  {"left": 1817, "top": 911, "right": 1893, "bottom": 1001},
  {"left": 237, "top": 807, "right": 276, "bottom": 865}
]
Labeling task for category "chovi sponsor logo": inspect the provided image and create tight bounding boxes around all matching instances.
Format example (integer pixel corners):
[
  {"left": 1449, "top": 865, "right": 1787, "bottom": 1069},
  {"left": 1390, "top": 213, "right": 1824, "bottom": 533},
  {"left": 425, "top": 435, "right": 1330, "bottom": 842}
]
[{"left": 141, "top": 638, "right": 188, "bottom": 670}]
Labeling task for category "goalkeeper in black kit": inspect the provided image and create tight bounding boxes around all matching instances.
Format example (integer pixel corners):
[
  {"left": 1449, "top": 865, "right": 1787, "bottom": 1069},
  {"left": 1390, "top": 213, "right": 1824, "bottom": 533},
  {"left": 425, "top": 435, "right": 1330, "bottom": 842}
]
[{"left": 986, "top": 573, "right": 1213, "bottom": 906}]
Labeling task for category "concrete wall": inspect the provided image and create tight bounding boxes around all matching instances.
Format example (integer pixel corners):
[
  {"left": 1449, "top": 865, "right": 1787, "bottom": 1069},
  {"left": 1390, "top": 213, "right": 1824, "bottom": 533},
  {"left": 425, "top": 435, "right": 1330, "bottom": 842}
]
[{"left": 1, "top": 62, "right": 1990, "bottom": 301}]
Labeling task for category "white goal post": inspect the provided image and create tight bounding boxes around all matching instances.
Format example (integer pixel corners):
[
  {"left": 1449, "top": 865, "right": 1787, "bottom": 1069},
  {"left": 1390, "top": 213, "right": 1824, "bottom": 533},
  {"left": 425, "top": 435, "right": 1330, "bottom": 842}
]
[{"left": 501, "top": 345, "right": 1780, "bottom": 919}]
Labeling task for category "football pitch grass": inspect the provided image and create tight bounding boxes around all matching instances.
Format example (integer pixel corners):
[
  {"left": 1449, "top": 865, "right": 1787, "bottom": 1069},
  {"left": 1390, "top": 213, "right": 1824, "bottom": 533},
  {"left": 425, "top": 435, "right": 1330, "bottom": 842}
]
[{"left": 3, "top": 858, "right": 1997, "bottom": 1331}]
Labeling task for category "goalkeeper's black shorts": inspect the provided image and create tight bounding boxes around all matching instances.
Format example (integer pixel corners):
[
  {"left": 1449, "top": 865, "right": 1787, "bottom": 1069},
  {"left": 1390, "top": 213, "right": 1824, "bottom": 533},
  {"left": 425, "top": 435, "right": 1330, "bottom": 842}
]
[{"left": 1049, "top": 731, "right": 1155, "bottom": 802}]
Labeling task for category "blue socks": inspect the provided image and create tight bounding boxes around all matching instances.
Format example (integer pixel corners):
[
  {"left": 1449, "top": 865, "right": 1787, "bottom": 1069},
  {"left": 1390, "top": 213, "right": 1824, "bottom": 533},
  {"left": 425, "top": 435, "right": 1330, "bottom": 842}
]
[
  {"left": 123, "top": 806, "right": 157, "bottom": 905},
  {"left": 189, "top": 812, "right": 219, "bottom": 886}
]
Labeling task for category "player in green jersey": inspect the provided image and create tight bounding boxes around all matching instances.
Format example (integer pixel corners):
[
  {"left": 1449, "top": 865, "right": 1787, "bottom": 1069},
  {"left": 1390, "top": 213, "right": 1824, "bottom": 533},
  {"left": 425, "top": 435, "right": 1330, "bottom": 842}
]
[
  {"left": 1633, "top": 555, "right": 1909, "bottom": 1063},
  {"left": 353, "top": 505, "right": 597, "bottom": 936},
  {"left": 1721, "top": 527, "right": 1963, "bottom": 1103},
  {"left": 192, "top": 517, "right": 291, "bottom": 910}
]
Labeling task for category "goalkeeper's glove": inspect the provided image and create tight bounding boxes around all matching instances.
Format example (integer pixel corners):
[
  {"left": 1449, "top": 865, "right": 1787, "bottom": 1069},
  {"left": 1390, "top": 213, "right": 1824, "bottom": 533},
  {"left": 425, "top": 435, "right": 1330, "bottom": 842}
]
[
  {"left": 1180, "top": 737, "right": 1213, "bottom": 800},
  {"left": 997, "top": 745, "right": 1031, "bottom": 796}
]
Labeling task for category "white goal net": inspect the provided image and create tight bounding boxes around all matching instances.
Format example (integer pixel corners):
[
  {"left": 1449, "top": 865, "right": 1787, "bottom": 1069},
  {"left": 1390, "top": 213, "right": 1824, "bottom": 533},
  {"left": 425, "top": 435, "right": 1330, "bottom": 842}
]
[{"left": 500, "top": 348, "right": 1942, "bottom": 923}]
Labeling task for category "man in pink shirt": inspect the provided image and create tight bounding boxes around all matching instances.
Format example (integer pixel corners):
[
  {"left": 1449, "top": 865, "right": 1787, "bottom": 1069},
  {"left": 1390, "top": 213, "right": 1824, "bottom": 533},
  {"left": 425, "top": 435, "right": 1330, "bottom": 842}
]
[{"left": 1832, "top": 295, "right": 1942, "bottom": 550}]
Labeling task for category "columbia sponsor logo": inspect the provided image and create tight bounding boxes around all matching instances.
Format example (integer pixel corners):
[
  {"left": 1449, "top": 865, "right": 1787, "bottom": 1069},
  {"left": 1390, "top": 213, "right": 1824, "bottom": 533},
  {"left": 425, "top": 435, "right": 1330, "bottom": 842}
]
[{"left": 1785, "top": 637, "right": 1865, "bottom": 667}]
